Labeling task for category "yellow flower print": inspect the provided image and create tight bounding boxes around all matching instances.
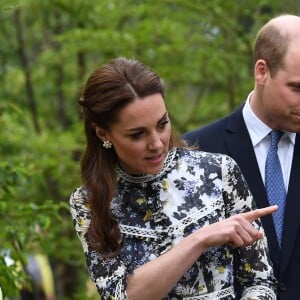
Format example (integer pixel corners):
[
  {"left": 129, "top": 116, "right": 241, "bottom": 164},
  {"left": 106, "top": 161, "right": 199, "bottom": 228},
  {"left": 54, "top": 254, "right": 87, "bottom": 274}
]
[
  {"left": 244, "top": 263, "right": 252, "bottom": 272},
  {"left": 143, "top": 209, "right": 153, "bottom": 221},
  {"left": 78, "top": 217, "right": 84, "bottom": 226},
  {"left": 198, "top": 284, "right": 205, "bottom": 292},
  {"left": 136, "top": 197, "right": 146, "bottom": 205},
  {"left": 217, "top": 266, "right": 225, "bottom": 274},
  {"left": 226, "top": 249, "right": 230, "bottom": 258},
  {"left": 162, "top": 179, "right": 169, "bottom": 192}
]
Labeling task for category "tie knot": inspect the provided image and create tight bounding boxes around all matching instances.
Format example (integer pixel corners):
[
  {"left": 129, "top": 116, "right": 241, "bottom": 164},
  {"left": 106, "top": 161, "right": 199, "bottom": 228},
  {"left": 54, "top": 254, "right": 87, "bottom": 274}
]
[{"left": 270, "top": 130, "right": 283, "bottom": 149}]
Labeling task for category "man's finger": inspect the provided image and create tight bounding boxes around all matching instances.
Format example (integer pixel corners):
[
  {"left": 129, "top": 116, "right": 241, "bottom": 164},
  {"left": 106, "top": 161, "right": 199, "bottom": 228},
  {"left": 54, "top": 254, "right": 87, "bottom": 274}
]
[{"left": 243, "top": 205, "right": 278, "bottom": 222}]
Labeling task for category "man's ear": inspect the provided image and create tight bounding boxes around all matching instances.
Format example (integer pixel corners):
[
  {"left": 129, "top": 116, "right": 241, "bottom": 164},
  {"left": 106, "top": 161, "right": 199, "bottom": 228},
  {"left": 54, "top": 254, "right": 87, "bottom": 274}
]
[{"left": 254, "top": 59, "right": 269, "bottom": 85}]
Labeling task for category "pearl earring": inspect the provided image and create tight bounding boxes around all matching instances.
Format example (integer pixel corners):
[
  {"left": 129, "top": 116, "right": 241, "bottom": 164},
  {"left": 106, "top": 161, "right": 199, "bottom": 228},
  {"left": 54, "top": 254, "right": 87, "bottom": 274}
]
[{"left": 103, "top": 140, "right": 112, "bottom": 149}]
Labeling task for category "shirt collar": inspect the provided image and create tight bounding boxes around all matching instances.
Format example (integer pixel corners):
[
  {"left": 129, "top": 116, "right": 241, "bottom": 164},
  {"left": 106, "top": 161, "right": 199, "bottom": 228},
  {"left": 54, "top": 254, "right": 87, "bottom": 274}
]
[{"left": 242, "top": 91, "right": 296, "bottom": 146}]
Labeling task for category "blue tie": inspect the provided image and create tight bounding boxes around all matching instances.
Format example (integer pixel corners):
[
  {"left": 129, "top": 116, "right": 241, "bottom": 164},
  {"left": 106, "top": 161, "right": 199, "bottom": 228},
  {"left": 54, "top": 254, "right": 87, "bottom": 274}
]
[{"left": 265, "top": 130, "right": 286, "bottom": 246}]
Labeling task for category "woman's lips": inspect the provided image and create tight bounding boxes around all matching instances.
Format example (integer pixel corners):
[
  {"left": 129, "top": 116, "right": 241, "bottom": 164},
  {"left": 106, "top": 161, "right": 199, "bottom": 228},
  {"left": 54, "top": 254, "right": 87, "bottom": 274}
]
[{"left": 145, "top": 153, "right": 163, "bottom": 163}]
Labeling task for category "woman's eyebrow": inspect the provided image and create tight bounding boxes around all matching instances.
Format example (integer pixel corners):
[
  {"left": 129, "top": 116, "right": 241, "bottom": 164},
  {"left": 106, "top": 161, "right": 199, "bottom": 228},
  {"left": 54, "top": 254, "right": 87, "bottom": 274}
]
[{"left": 124, "top": 111, "right": 168, "bottom": 132}]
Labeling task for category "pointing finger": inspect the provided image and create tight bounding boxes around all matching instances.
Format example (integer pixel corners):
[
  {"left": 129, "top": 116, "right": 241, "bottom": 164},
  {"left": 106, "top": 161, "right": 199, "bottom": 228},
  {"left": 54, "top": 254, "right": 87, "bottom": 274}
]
[{"left": 243, "top": 205, "right": 278, "bottom": 222}]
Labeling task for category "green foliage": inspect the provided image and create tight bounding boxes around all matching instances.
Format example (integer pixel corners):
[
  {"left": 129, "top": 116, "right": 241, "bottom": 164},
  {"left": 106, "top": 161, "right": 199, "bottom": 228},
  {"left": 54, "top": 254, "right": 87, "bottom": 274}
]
[
  {"left": 0, "top": 102, "right": 81, "bottom": 298},
  {"left": 0, "top": 161, "right": 54, "bottom": 298},
  {"left": 1, "top": 0, "right": 299, "bottom": 298}
]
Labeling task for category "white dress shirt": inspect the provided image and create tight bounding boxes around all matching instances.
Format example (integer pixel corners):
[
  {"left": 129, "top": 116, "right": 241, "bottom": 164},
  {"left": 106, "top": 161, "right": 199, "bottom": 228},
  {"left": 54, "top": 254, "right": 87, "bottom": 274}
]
[{"left": 242, "top": 92, "right": 295, "bottom": 191}]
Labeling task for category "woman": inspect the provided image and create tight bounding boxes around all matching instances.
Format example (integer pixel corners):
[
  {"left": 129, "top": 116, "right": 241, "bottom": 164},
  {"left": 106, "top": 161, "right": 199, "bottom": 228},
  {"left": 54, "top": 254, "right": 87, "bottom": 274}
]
[{"left": 70, "top": 57, "right": 277, "bottom": 299}]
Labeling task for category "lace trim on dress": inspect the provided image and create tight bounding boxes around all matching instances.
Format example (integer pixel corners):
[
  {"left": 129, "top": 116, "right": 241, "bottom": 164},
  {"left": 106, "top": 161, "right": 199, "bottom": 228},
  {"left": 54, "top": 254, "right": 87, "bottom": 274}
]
[
  {"left": 183, "top": 286, "right": 234, "bottom": 299},
  {"left": 115, "top": 280, "right": 129, "bottom": 300},
  {"left": 115, "top": 148, "right": 178, "bottom": 183},
  {"left": 114, "top": 281, "right": 234, "bottom": 300},
  {"left": 120, "top": 199, "right": 223, "bottom": 239},
  {"left": 242, "top": 285, "right": 276, "bottom": 299}
]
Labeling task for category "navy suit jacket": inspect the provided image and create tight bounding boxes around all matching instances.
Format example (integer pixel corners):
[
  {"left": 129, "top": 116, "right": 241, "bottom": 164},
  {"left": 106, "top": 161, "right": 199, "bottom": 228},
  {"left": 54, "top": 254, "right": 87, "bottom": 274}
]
[{"left": 183, "top": 104, "right": 300, "bottom": 300}]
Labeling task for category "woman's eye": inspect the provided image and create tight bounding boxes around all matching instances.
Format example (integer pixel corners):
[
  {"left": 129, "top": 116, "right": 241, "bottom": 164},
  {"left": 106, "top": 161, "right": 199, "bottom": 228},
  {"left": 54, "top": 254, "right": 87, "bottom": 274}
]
[
  {"left": 159, "top": 120, "right": 169, "bottom": 128},
  {"left": 130, "top": 132, "right": 143, "bottom": 139}
]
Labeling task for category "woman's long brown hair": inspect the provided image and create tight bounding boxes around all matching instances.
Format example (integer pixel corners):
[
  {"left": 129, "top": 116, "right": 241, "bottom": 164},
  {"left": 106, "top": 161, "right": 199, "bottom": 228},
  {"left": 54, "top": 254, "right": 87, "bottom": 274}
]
[{"left": 79, "top": 57, "right": 184, "bottom": 257}]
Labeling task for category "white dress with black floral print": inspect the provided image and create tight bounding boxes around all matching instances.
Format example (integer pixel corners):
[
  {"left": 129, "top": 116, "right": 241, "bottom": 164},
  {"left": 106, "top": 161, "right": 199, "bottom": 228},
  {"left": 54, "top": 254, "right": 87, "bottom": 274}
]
[{"left": 70, "top": 148, "right": 276, "bottom": 299}]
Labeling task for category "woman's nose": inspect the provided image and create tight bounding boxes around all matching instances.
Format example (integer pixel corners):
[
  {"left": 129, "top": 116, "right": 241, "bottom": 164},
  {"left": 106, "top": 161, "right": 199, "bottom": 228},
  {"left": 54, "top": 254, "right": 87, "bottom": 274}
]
[{"left": 147, "top": 133, "right": 163, "bottom": 150}]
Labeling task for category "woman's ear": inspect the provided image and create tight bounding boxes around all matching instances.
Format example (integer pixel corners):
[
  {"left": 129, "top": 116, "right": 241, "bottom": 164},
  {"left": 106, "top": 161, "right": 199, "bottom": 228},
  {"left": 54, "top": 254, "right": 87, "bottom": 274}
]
[
  {"left": 254, "top": 59, "right": 269, "bottom": 85},
  {"left": 93, "top": 124, "right": 107, "bottom": 142}
]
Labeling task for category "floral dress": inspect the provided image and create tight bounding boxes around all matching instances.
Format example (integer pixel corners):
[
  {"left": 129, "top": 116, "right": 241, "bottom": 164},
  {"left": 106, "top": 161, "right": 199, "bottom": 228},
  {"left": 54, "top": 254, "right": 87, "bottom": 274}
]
[{"left": 70, "top": 148, "right": 276, "bottom": 299}]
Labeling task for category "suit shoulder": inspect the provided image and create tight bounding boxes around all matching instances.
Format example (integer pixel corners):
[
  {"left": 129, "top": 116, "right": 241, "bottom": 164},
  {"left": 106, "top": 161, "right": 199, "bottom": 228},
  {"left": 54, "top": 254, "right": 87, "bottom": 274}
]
[
  {"left": 182, "top": 116, "right": 229, "bottom": 150},
  {"left": 185, "top": 117, "right": 228, "bottom": 137},
  {"left": 183, "top": 104, "right": 244, "bottom": 140},
  {"left": 182, "top": 104, "right": 244, "bottom": 149}
]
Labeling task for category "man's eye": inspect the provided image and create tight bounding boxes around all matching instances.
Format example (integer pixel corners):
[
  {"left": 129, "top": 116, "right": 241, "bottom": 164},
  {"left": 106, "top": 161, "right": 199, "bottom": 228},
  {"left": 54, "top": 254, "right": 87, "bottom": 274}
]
[{"left": 292, "top": 86, "right": 300, "bottom": 91}]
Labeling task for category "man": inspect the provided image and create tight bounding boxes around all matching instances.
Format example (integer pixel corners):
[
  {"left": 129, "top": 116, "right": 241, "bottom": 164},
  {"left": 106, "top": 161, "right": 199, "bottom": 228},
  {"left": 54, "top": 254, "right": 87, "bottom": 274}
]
[{"left": 183, "top": 14, "right": 300, "bottom": 300}]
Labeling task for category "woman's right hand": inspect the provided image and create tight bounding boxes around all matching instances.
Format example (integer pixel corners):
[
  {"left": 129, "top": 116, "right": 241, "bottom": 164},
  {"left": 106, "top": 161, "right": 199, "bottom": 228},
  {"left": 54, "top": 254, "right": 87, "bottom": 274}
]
[
  {"left": 126, "top": 205, "right": 278, "bottom": 300},
  {"left": 196, "top": 205, "right": 278, "bottom": 249}
]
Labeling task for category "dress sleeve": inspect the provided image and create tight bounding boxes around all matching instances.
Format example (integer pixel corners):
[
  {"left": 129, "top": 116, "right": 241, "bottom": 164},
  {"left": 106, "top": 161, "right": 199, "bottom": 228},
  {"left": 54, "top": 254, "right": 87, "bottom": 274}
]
[
  {"left": 69, "top": 187, "right": 129, "bottom": 300},
  {"left": 221, "top": 155, "right": 277, "bottom": 299}
]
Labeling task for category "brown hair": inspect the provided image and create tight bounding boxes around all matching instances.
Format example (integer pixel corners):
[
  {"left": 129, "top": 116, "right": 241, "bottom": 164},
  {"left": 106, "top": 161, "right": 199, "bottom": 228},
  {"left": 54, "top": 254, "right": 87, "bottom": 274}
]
[
  {"left": 79, "top": 57, "right": 184, "bottom": 256},
  {"left": 253, "top": 21, "right": 290, "bottom": 77}
]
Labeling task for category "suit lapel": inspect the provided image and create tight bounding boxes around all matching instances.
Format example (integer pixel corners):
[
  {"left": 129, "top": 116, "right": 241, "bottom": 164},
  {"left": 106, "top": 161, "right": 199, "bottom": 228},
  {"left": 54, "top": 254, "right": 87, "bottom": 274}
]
[
  {"left": 279, "top": 134, "right": 300, "bottom": 277},
  {"left": 223, "top": 106, "right": 281, "bottom": 271}
]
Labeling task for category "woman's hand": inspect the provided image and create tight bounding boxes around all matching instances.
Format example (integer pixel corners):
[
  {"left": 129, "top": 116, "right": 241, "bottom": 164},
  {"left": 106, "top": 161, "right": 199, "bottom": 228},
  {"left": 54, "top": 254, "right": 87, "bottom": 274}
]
[
  {"left": 126, "top": 205, "right": 278, "bottom": 300},
  {"left": 197, "top": 205, "right": 278, "bottom": 248}
]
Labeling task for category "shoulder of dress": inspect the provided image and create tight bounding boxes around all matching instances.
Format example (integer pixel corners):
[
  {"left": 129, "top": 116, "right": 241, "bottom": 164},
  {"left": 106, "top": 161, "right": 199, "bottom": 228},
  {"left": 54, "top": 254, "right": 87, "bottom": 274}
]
[
  {"left": 69, "top": 186, "right": 88, "bottom": 207},
  {"left": 181, "top": 148, "right": 227, "bottom": 162}
]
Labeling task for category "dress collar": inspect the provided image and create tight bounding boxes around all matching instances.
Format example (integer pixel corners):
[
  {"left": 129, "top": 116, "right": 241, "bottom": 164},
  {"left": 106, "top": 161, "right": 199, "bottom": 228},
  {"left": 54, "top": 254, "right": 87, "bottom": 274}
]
[{"left": 115, "top": 148, "right": 178, "bottom": 183}]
